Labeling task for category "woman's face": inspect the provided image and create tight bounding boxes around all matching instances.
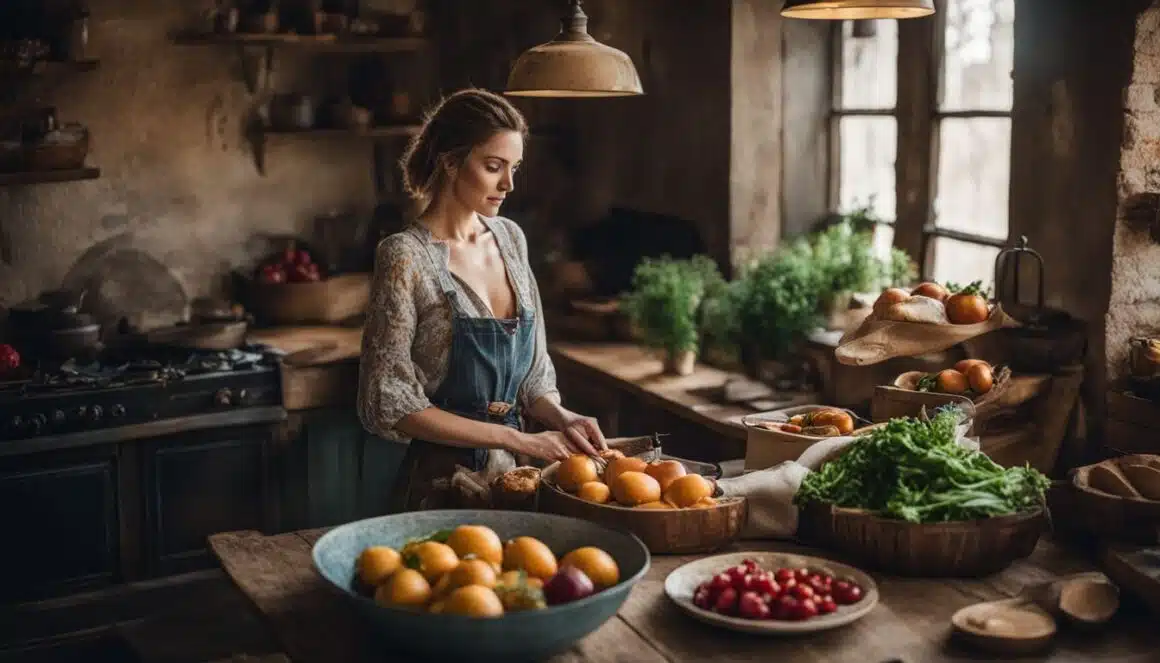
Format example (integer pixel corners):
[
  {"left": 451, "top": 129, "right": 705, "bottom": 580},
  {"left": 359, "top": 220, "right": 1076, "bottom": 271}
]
[{"left": 448, "top": 130, "right": 524, "bottom": 218}]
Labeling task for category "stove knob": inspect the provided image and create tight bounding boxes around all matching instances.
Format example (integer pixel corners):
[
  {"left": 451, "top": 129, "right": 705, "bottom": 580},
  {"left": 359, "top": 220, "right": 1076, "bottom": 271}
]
[
  {"left": 88, "top": 405, "right": 103, "bottom": 423},
  {"left": 29, "top": 413, "right": 46, "bottom": 434},
  {"left": 111, "top": 404, "right": 126, "bottom": 418},
  {"left": 214, "top": 388, "right": 233, "bottom": 407},
  {"left": 235, "top": 388, "right": 248, "bottom": 405},
  {"left": 52, "top": 409, "right": 66, "bottom": 425},
  {"left": 9, "top": 415, "right": 23, "bottom": 433}
]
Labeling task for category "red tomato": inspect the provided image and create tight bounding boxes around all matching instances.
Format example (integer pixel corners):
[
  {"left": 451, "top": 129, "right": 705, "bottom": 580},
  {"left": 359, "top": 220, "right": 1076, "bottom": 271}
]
[
  {"left": 713, "top": 587, "right": 738, "bottom": 615},
  {"left": 0, "top": 344, "right": 20, "bottom": 372},
  {"left": 738, "top": 591, "right": 771, "bottom": 620},
  {"left": 260, "top": 265, "right": 287, "bottom": 285}
]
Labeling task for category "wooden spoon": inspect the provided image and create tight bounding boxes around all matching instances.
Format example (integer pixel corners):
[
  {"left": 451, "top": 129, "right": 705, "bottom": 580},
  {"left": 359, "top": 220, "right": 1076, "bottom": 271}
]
[
  {"left": 951, "top": 598, "right": 1056, "bottom": 655},
  {"left": 1058, "top": 578, "right": 1120, "bottom": 628}
]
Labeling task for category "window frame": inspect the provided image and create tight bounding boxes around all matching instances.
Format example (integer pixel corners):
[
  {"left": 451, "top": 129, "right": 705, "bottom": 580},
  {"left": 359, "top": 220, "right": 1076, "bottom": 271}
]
[{"left": 827, "top": 0, "right": 1014, "bottom": 282}]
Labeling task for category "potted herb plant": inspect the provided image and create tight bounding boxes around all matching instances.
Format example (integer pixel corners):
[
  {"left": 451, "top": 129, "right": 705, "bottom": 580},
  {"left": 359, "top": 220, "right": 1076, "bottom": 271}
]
[
  {"left": 737, "top": 238, "right": 825, "bottom": 378},
  {"left": 699, "top": 279, "right": 746, "bottom": 371},
  {"left": 621, "top": 255, "right": 723, "bottom": 376}
]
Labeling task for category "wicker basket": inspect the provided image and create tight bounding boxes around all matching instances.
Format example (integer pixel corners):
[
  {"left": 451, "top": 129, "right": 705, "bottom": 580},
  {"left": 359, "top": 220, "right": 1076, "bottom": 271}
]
[
  {"left": 247, "top": 273, "right": 370, "bottom": 325},
  {"left": 1071, "top": 454, "right": 1160, "bottom": 544},
  {"left": 797, "top": 502, "right": 1046, "bottom": 577}
]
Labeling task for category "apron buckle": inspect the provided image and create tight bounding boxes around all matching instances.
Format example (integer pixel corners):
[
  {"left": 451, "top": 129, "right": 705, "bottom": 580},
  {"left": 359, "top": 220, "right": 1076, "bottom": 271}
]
[{"left": 487, "top": 401, "right": 514, "bottom": 417}]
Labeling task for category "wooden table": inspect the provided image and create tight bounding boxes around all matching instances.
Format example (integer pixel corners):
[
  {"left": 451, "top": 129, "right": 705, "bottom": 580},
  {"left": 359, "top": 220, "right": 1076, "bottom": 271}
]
[{"left": 209, "top": 529, "right": 1160, "bottom": 663}]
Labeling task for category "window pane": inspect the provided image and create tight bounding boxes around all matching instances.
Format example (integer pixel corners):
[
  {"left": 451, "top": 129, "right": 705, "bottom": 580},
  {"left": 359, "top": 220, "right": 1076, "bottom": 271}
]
[
  {"left": 940, "top": 0, "right": 1015, "bottom": 111},
  {"left": 873, "top": 223, "right": 894, "bottom": 262},
  {"left": 837, "top": 19, "right": 897, "bottom": 110},
  {"left": 838, "top": 116, "right": 896, "bottom": 221},
  {"left": 928, "top": 237, "right": 1000, "bottom": 290},
  {"left": 933, "top": 117, "right": 1009, "bottom": 240}
]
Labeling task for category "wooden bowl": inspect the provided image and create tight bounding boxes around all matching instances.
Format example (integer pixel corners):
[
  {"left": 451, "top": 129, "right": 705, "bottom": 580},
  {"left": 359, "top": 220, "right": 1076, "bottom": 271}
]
[
  {"left": 1071, "top": 454, "right": 1160, "bottom": 544},
  {"left": 247, "top": 272, "right": 370, "bottom": 324},
  {"left": 797, "top": 502, "right": 1046, "bottom": 577},
  {"left": 538, "top": 462, "right": 747, "bottom": 554}
]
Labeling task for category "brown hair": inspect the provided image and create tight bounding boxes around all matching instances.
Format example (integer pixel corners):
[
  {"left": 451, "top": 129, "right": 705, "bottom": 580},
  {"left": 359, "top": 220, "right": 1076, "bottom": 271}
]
[{"left": 399, "top": 88, "right": 529, "bottom": 203}]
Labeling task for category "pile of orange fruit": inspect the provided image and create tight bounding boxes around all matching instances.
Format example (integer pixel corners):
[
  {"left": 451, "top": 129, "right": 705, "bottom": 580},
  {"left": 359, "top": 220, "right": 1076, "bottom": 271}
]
[
  {"left": 354, "top": 524, "right": 620, "bottom": 618},
  {"left": 554, "top": 451, "right": 717, "bottom": 509}
]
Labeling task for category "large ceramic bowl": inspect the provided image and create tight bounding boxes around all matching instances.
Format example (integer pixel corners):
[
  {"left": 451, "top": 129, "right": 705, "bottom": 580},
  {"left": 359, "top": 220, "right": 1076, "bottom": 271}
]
[{"left": 312, "top": 510, "right": 650, "bottom": 662}]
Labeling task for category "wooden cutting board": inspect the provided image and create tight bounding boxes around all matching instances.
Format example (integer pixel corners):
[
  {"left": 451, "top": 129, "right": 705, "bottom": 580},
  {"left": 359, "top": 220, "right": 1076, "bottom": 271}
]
[
  {"left": 247, "top": 326, "right": 364, "bottom": 410},
  {"left": 248, "top": 326, "right": 363, "bottom": 360}
]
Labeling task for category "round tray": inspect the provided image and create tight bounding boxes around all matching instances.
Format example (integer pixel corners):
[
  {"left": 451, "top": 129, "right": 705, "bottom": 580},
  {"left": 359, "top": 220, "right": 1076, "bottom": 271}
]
[{"left": 664, "top": 551, "right": 878, "bottom": 635}]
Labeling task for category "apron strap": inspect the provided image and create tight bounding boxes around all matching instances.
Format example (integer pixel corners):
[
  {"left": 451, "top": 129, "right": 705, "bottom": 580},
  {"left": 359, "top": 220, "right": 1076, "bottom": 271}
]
[
  {"left": 407, "top": 226, "right": 464, "bottom": 313},
  {"left": 479, "top": 216, "right": 528, "bottom": 317}
]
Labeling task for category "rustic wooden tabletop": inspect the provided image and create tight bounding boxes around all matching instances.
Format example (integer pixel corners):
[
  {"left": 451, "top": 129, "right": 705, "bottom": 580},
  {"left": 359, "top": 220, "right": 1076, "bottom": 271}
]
[{"left": 208, "top": 528, "right": 1160, "bottom": 663}]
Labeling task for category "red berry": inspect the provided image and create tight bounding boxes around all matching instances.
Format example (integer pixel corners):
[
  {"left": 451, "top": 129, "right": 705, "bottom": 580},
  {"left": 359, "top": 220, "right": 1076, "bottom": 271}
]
[
  {"left": 708, "top": 573, "right": 731, "bottom": 593},
  {"left": 817, "top": 596, "right": 838, "bottom": 614},
  {"left": 713, "top": 587, "right": 739, "bottom": 615},
  {"left": 741, "top": 558, "right": 761, "bottom": 573},
  {"left": 790, "top": 584, "right": 814, "bottom": 600},
  {"left": 738, "top": 591, "right": 771, "bottom": 619},
  {"left": 793, "top": 598, "right": 819, "bottom": 620},
  {"left": 794, "top": 567, "right": 812, "bottom": 582},
  {"left": 774, "top": 568, "right": 795, "bottom": 583},
  {"left": 726, "top": 565, "right": 748, "bottom": 583},
  {"left": 834, "top": 583, "right": 864, "bottom": 605},
  {"left": 693, "top": 587, "right": 712, "bottom": 609},
  {"left": 772, "top": 595, "right": 799, "bottom": 621},
  {"left": 751, "top": 574, "right": 779, "bottom": 596}
]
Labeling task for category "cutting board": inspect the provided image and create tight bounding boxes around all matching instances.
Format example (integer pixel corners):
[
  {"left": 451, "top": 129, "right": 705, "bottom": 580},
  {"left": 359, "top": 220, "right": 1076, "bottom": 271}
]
[{"left": 248, "top": 326, "right": 364, "bottom": 411}]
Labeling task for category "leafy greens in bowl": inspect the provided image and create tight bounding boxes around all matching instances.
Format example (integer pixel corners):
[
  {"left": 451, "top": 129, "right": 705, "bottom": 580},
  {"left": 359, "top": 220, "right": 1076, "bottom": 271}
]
[{"left": 794, "top": 406, "right": 1050, "bottom": 524}]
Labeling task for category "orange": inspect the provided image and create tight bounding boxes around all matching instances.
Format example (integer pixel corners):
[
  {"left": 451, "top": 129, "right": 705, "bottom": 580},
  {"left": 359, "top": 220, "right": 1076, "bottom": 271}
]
[
  {"left": 644, "top": 460, "right": 687, "bottom": 492},
  {"left": 446, "top": 558, "right": 498, "bottom": 591},
  {"left": 637, "top": 501, "right": 671, "bottom": 510},
  {"left": 556, "top": 455, "right": 599, "bottom": 492},
  {"left": 577, "top": 481, "right": 611, "bottom": 504},
  {"left": 374, "top": 568, "right": 431, "bottom": 608},
  {"left": 356, "top": 546, "right": 401, "bottom": 586},
  {"left": 442, "top": 585, "right": 505, "bottom": 618},
  {"left": 410, "top": 541, "right": 459, "bottom": 583},
  {"left": 603, "top": 456, "right": 648, "bottom": 486},
  {"left": 445, "top": 525, "right": 504, "bottom": 566},
  {"left": 611, "top": 471, "right": 661, "bottom": 506},
  {"left": 693, "top": 496, "right": 718, "bottom": 508},
  {"left": 663, "top": 474, "right": 714, "bottom": 508},
  {"left": 560, "top": 547, "right": 620, "bottom": 590},
  {"left": 502, "top": 536, "right": 558, "bottom": 580}
]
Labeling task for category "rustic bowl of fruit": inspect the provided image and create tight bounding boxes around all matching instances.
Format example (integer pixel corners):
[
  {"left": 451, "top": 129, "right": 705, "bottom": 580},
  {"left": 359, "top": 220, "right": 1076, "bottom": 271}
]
[
  {"left": 312, "top": 509, "right": 650, "bottom": 662},
  {"left": 664, "top": 552, "right": 878, "bottom": 634},
  {"left": 246, "top": 243, "right": 371, "bottom": 324},
  {"left": 538, "top": 450, "right": 747, "bottom": 554}
]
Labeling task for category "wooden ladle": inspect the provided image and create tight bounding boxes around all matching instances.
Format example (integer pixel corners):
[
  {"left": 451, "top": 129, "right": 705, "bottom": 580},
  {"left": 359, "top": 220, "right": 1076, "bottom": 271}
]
[
  {"left": 1057, "top": 577, "right": 1120, "bottom": 628},
  {"left": 951, "top": 597, "right": 1056, "bottom": 655}
]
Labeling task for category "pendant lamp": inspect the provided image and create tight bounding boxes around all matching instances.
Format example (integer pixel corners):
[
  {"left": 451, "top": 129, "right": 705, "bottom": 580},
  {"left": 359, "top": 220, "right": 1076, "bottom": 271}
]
[
  {"left": 781, "top": 0, "right": 935, "bottom": 20},
  {"left": 505, "top": 0, "right": 643, "bottom": 98}
]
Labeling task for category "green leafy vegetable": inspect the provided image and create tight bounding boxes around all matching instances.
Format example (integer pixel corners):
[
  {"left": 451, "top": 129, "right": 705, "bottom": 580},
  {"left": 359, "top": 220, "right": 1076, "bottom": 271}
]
[{"left": 794, "top": 407, "right": 1049, "bottom": 523}]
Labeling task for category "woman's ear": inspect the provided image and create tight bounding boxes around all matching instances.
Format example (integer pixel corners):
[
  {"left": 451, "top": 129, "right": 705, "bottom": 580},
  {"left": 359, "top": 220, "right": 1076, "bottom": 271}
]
[{"left": 439, "top": 153, "right": 459, "bottom": 181}]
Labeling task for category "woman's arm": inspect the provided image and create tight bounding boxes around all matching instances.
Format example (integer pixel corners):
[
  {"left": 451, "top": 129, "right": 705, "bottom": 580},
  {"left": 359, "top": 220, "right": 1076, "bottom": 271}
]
[{"left": 357, "top": 235, "right": 581, "bottom": 462}]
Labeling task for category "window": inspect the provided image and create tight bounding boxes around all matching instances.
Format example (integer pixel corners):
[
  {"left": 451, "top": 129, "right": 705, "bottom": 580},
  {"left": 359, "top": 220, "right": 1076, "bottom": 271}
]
[{"left": 829, "top": 0, "right": 1015, "bottom": 289}]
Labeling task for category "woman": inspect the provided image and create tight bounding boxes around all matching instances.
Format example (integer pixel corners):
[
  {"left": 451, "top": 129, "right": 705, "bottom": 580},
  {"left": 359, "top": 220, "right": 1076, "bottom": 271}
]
[{"left": 357, "top": 88, "right": 608, "bottom": 512}]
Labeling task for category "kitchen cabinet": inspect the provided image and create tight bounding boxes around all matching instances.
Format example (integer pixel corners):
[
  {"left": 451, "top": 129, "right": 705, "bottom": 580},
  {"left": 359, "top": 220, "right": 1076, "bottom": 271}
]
[
  {"left": 143, "top": 424, "right": 278, "bottom": 577},
  {"left": 0, "top": 445, "right": 120, "bottom": 602}
]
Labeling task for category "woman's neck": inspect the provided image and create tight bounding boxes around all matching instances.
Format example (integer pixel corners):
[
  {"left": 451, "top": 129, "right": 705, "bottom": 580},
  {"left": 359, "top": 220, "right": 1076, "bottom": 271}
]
[{"left": 419, "top": 195, "right": 482, "bottom": 242}]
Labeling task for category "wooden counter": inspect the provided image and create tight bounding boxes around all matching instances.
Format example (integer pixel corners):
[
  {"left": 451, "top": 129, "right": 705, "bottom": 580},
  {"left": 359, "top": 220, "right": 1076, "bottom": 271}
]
[{"left": 209, "top": 528, "right": 1160, "bottom": 663}]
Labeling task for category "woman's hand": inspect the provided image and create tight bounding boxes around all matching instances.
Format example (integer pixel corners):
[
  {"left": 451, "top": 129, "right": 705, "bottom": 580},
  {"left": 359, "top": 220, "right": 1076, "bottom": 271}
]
[
  {"left": 508, "top": 431, "right": 589, "bottom": 462},
  {"left": 560, "top": 413, "right": 607, "bottom": 457}
]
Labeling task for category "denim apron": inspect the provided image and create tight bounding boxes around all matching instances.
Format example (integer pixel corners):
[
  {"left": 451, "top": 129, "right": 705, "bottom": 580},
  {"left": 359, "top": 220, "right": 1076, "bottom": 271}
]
[{"left": 388, "top": 220, "right": 536, "bottom": 512}]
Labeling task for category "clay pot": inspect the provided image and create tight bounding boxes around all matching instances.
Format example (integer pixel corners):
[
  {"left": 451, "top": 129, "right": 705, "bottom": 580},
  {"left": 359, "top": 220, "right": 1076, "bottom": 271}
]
[{"left": 663, "top": 350, "right": 696, "bottom": 376}]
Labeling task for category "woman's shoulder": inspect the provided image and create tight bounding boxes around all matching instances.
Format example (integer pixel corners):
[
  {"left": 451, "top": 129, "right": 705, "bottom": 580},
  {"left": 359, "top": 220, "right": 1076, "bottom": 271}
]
[
  {"left": 376, "top": 228, "right": 427, "bottom": 262},
  {"left": 489, "top": 216, "right": 528, "bottom": 254}
]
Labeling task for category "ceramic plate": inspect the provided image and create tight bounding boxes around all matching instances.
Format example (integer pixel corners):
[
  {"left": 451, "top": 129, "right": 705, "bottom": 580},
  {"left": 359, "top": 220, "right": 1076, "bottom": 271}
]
[{"left": 664, "top": 551, "right": 879, "bottom": 635}]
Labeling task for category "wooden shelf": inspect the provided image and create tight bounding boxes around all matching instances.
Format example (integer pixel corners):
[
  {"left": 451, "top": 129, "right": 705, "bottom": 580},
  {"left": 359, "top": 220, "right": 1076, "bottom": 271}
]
[
  {"left": 0, "top": 167, "right": 100, "bottom": 186},
  {"left": 35, "top": 58, "right": 100, "bottom": 73},
  {"left": 262, "top": 125, "right": 420, "bottom": 140},
  {"left": 173, "top": 32, "right": 428, "bottom": 53}
]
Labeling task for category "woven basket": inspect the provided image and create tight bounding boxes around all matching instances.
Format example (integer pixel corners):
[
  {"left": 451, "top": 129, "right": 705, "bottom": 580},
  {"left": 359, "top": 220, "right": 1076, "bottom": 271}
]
[
  {"left": 247, "top": 273, "right": 370, "bottom": 325},
  {"left": 797, "top": 502, "right": 1046, "bottom": 577}
]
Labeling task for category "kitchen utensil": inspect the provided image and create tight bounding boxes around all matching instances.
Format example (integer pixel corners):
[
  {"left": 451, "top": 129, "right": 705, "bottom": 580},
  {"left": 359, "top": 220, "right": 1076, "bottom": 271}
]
[
  {"left": 311, "top": 510, "right": 650, "bottom": 662},
  {"left": 992, "top": 236, "right": 1087, "bottom": 372},
  {"left": 664, "top": 551, "right": 878, "bottom": 635},
  {"left": 1071, "top": 454, "right": 1160, "bottom": 544},
  {"left": 951, "top": 597, "right": 1056, "bottom": 655}
]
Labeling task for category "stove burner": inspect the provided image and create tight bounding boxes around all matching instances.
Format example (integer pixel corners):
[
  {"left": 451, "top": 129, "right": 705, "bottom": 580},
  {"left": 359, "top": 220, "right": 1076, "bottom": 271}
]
[{"left": 2, "top": 345, "right": 278, "bottom": 394}]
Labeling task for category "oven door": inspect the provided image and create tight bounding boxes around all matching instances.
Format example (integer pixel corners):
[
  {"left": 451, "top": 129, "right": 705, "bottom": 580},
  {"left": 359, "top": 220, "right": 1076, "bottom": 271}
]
[{"left": 142, "top": 420, "right": 282, "bottom": 577}]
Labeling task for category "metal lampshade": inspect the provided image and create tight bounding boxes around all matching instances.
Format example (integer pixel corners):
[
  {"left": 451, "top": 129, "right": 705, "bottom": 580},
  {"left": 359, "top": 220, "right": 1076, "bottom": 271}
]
[
  {"left": 505, "top": 0, "right": 643, "bottom": 98},
  {"left": 781, "top": 0, "right": 935, "bottom": 20}
]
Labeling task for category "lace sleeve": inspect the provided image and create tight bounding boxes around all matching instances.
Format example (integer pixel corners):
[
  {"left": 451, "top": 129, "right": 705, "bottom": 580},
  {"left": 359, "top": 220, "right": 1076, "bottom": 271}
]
[{"left": 357, "top": 235, "right": 433, "bottom": 441}]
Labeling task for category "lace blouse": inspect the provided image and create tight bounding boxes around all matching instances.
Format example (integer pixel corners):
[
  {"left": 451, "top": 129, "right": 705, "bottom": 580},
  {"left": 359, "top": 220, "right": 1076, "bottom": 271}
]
[{"left": 356, "top": 216, "right": 560, "bottom": 442}]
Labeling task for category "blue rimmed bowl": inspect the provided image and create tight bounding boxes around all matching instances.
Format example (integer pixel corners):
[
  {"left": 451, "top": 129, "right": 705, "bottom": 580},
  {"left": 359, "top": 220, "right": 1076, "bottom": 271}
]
[{"left": 312, "top": 510, "right": 651, "bottom": 662}]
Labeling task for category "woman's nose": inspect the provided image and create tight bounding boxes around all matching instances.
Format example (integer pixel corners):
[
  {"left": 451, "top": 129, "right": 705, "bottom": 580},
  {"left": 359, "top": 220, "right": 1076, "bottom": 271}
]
[{"left": 499, "top": 169, "right": 514, "bottom": 192}]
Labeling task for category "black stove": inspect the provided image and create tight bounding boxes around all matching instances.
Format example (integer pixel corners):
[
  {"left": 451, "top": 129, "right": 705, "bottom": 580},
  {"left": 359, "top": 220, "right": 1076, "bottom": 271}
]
[{"left": 0, "top": 345, "right": 284, "bottom": 449}]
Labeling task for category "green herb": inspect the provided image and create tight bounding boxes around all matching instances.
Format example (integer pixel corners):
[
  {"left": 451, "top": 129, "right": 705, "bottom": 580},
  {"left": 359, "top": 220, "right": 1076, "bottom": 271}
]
[
  {"left": 946, "top": 280, "right": 991, "bottom": 299},
  {"left": 794, "top": 406, "right": 1050, "bottom": 523},
  {"left": 915, "top": 373, "right": 939, "bottom": 392},
  {"left": 621, "top": 255, "right": 724, "bottom": 355}
]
